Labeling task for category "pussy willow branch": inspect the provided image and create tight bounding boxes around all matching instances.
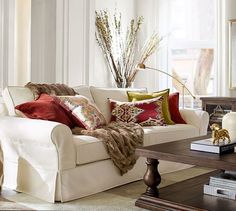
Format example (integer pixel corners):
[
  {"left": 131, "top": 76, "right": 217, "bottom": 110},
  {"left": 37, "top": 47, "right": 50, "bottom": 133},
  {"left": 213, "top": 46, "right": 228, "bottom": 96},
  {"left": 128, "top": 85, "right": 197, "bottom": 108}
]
[
  {"left": 129, "top": 34, "right": 163, "bottom": 82},
  {"left": 95, "top": 10, "right": 161, "bottom": 87},
  {"left": 95, "top": 11, "right": 122, "bottom": 83}
]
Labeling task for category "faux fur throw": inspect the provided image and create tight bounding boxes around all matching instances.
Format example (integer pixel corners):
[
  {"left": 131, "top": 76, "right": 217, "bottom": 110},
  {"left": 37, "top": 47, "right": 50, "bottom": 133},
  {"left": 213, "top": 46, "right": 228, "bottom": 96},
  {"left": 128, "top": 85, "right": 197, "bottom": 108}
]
[
  {"left": 72, "top": 122, "right": 144, "bottom": 175},
  {"left": 25, "top": 82, "right": 77, "bottom": 99}
]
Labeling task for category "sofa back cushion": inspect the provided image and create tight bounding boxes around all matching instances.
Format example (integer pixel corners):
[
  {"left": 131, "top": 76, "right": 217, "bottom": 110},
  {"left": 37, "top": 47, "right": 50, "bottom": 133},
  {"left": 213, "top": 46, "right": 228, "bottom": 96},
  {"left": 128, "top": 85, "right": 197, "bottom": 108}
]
[
  {"left": 73, "top": 85, "right": 94, "bottom": 103},
  {"left": 2, "top": 85, "right": 93, "bottom": 117},
  {"left": 90, "top": 86, "right": 147, "bottom": 122},
  {"left": 2, "top": 86, "right": 34, "bottom": 116}
]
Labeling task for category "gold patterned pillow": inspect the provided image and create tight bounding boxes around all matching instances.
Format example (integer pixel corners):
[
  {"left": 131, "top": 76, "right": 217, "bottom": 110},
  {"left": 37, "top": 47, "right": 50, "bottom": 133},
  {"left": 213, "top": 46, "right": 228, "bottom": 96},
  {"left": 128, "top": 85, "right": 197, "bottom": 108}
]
[{"left": 56, "top": 95, "right": 107, "bottom": 130}]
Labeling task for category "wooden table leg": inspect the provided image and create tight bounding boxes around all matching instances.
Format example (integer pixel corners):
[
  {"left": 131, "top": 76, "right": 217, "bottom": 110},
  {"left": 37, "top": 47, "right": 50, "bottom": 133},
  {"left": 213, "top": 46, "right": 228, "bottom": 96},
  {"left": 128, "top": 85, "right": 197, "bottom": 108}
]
[
  {"left": 135, "top": 158, "right": 162, "bottom": 209},
  {"left": 143, "top": 158, "right": 161, "bottom": 197}
]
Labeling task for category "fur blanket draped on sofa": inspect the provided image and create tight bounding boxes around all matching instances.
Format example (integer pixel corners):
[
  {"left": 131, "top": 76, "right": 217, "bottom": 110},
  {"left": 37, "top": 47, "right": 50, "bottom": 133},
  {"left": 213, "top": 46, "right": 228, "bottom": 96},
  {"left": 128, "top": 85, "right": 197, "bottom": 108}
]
[{"left": 72, "top": 122, "right": 144, "bottom": 175}]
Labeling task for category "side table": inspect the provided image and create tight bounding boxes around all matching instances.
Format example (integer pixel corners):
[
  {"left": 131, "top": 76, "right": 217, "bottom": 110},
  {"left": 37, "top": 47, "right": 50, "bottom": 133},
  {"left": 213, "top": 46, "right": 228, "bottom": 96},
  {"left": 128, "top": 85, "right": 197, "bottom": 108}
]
[{"left": 200, "top": 97, "right": 236, "bottom": 131}]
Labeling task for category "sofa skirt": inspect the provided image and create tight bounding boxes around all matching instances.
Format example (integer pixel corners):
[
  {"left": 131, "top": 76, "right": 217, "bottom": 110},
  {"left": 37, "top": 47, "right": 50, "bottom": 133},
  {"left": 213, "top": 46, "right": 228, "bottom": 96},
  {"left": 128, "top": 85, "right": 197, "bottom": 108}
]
[
  {"left": 56, "top": 158, "right": 192, "bottom": 202},
  {"left": 3, "top": 157, "right": 192, "bottom": 202}
]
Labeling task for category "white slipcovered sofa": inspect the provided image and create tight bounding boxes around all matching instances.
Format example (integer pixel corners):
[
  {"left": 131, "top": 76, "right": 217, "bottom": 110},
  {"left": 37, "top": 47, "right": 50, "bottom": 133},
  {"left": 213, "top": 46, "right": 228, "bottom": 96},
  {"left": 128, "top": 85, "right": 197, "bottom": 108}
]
[{"left": 0, "top": 86, "right": 209, "bottom": 202}]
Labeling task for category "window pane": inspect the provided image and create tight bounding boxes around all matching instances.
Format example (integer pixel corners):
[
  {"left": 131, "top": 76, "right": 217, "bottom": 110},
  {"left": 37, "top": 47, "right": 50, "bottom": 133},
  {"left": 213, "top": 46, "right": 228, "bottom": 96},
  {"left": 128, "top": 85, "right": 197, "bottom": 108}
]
[
  {"left": 171, "top": 48, "right": 214, "bottom": 95},
  {"left": 170, "top": 0, "right": 216, "bottom": 40},
  {"left": 159, "top": 0, "right": 217, "bottom": 108}
]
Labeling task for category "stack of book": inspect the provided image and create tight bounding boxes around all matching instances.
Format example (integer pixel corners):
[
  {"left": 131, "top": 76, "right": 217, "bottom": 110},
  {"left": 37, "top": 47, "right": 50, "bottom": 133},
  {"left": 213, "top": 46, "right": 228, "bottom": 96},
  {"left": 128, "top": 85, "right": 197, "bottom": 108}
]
[
  {"left": 190, "top": 138, "right": 236, "bottom": 154},
  {"left": 204, "top": 171, "right": 236, "bottom": 200}
]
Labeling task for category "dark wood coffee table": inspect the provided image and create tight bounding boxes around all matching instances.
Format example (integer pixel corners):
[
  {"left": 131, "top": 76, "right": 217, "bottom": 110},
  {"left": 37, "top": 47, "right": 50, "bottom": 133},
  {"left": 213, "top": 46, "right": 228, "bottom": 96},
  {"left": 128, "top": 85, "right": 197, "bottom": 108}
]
[{"left": 135, "top": 135, "right": 236, "bottom": 211}]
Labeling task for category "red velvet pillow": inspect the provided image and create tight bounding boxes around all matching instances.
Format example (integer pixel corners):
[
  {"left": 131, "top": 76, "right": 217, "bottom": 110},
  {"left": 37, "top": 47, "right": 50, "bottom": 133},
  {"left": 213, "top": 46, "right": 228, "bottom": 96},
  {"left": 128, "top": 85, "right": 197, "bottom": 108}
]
[
  {"left": 109, "top": 97, "right": 166, "bottom": 126},
  {"left": 168, "top": 92, "right": 186, "bottom": 124},
  {"left": 15, "top": 93, "right": 74, "bottom": 128}
]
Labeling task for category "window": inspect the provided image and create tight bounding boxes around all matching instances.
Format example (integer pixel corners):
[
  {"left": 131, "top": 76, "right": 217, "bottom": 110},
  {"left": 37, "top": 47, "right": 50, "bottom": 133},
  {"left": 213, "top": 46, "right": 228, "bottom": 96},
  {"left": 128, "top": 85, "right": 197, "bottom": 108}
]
[{"left": 158, "top": 0, "right": 217, "bottom": 108}]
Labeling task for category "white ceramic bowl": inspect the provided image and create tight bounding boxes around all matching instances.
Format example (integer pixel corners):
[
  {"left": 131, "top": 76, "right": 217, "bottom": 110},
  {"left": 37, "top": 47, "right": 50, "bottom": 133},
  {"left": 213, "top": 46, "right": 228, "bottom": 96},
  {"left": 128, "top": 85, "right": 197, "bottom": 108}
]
[{"left": 222, "top": 112, "right": 236, "bottom": 142}]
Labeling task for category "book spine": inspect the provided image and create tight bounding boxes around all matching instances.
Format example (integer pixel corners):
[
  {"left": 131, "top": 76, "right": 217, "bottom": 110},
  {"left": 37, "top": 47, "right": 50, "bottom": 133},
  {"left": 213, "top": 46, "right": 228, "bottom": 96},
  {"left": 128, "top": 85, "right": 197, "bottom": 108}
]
[
  {"left": 209, "top": 182, "right": 236, "bottom": 191},
  {"left": 190, "top": 142, "right": 235, "bottom": 154},
  {"left": 220, "top": 144, "right": 235, "bottom": 154},
  {"left": 210, "top": 178, "right": 236, "bottom": 187},
  {"left": 204, "top": 184, "right": 236, "bottom": 200}
]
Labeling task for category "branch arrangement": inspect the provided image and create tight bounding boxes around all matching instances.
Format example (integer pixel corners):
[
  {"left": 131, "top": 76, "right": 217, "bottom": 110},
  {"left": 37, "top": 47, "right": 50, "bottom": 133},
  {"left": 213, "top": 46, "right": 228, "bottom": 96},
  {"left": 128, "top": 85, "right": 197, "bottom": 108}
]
[{"left": 95, "top": 10, "right": 162, "bottom": 88}]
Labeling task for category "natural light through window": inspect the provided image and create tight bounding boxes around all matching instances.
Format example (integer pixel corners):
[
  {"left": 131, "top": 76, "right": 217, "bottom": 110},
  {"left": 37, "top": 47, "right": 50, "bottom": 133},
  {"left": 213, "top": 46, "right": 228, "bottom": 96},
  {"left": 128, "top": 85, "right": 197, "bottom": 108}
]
[{"left": 158, "top": 0, "right": 216, "bottom": 108}]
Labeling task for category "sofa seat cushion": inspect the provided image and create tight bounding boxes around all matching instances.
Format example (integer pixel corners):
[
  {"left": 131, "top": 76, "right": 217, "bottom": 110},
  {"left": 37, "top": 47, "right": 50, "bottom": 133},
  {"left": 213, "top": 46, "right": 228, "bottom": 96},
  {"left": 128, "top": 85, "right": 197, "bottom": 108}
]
[
  {"left": 73, "top": 135, "right": 110, "bottom": 165},
  {"left": 143, "top": 124, "right": 199, "bottom": 145},
  {"left": 73, "top": 124, "right": 199, "bottom": 165}
]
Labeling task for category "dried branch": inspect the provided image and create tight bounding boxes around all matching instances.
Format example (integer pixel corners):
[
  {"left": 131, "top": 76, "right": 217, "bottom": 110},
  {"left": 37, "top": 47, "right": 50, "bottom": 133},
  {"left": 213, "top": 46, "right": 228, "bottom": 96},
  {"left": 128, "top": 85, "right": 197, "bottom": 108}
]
[{"left": 95, "top": 10, "right": 161, "bottom": 88}]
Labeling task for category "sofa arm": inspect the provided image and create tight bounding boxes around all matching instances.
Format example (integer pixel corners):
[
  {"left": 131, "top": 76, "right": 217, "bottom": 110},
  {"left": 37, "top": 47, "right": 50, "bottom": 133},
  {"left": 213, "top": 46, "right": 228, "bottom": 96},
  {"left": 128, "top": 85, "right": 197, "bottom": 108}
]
[
  {"left": 0, "top": 117, "right": 76, "bottom": 171},
  {"left": 180, "top": 109, "right": 209, "bottom": 136}
]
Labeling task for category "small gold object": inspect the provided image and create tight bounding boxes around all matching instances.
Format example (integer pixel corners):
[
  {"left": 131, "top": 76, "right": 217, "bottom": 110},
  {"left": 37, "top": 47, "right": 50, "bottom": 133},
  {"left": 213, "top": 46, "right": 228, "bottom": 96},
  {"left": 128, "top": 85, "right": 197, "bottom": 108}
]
[{"left": 210, "top": 123, "right": 231, "bottom": 145}]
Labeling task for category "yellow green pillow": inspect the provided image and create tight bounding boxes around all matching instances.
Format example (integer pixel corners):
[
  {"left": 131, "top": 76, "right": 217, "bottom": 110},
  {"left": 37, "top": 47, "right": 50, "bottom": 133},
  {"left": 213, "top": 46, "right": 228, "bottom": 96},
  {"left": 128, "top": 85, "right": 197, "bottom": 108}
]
[{"left": 127, "top": 89, "right": 175, "bottom": 125}]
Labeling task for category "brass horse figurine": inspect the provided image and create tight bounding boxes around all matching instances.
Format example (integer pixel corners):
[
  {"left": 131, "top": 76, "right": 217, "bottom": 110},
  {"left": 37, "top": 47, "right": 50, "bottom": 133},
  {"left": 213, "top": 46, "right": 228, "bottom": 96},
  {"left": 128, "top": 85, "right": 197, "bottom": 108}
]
[{"left": 210, "top": 123, "right": 231, "bottom": 145}]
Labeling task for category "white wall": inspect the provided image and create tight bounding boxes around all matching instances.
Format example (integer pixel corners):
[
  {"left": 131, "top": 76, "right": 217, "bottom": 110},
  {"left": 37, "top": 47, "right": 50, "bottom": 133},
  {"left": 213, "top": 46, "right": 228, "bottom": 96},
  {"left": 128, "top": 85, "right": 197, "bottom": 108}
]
[
  {"left": 134, "top": 0, "right": 161, "bottom": 91},
  {"left": 91, "top": 0, "right": 136, "bottom": 87},
  {"left": 53, "top": 0, "right": 136, "bottom": 88},
  {"left": 4, "top": 0, "right": 136, "bottom": 88},
  {"left": 224, "top": 0, "right": 236, "bottom": 97},
  {"left": 3, "top": 0, "right": 236, "bottom": 94},
  {"left": 55, "top": 0, "right": 90, "bottom": 87},
  {"left": 31, "top": 0, "right": 56, "bottom": 83}
]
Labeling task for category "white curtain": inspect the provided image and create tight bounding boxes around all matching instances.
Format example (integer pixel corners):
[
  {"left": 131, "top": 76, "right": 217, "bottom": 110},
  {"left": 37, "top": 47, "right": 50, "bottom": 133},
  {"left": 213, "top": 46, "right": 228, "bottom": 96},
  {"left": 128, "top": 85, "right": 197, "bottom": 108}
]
[
  {"left": 15, "top": 0, "right": 31, "bottom": 86},
  {"left": 0, "top": 0, "right": 31, "bottom": 91}
]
